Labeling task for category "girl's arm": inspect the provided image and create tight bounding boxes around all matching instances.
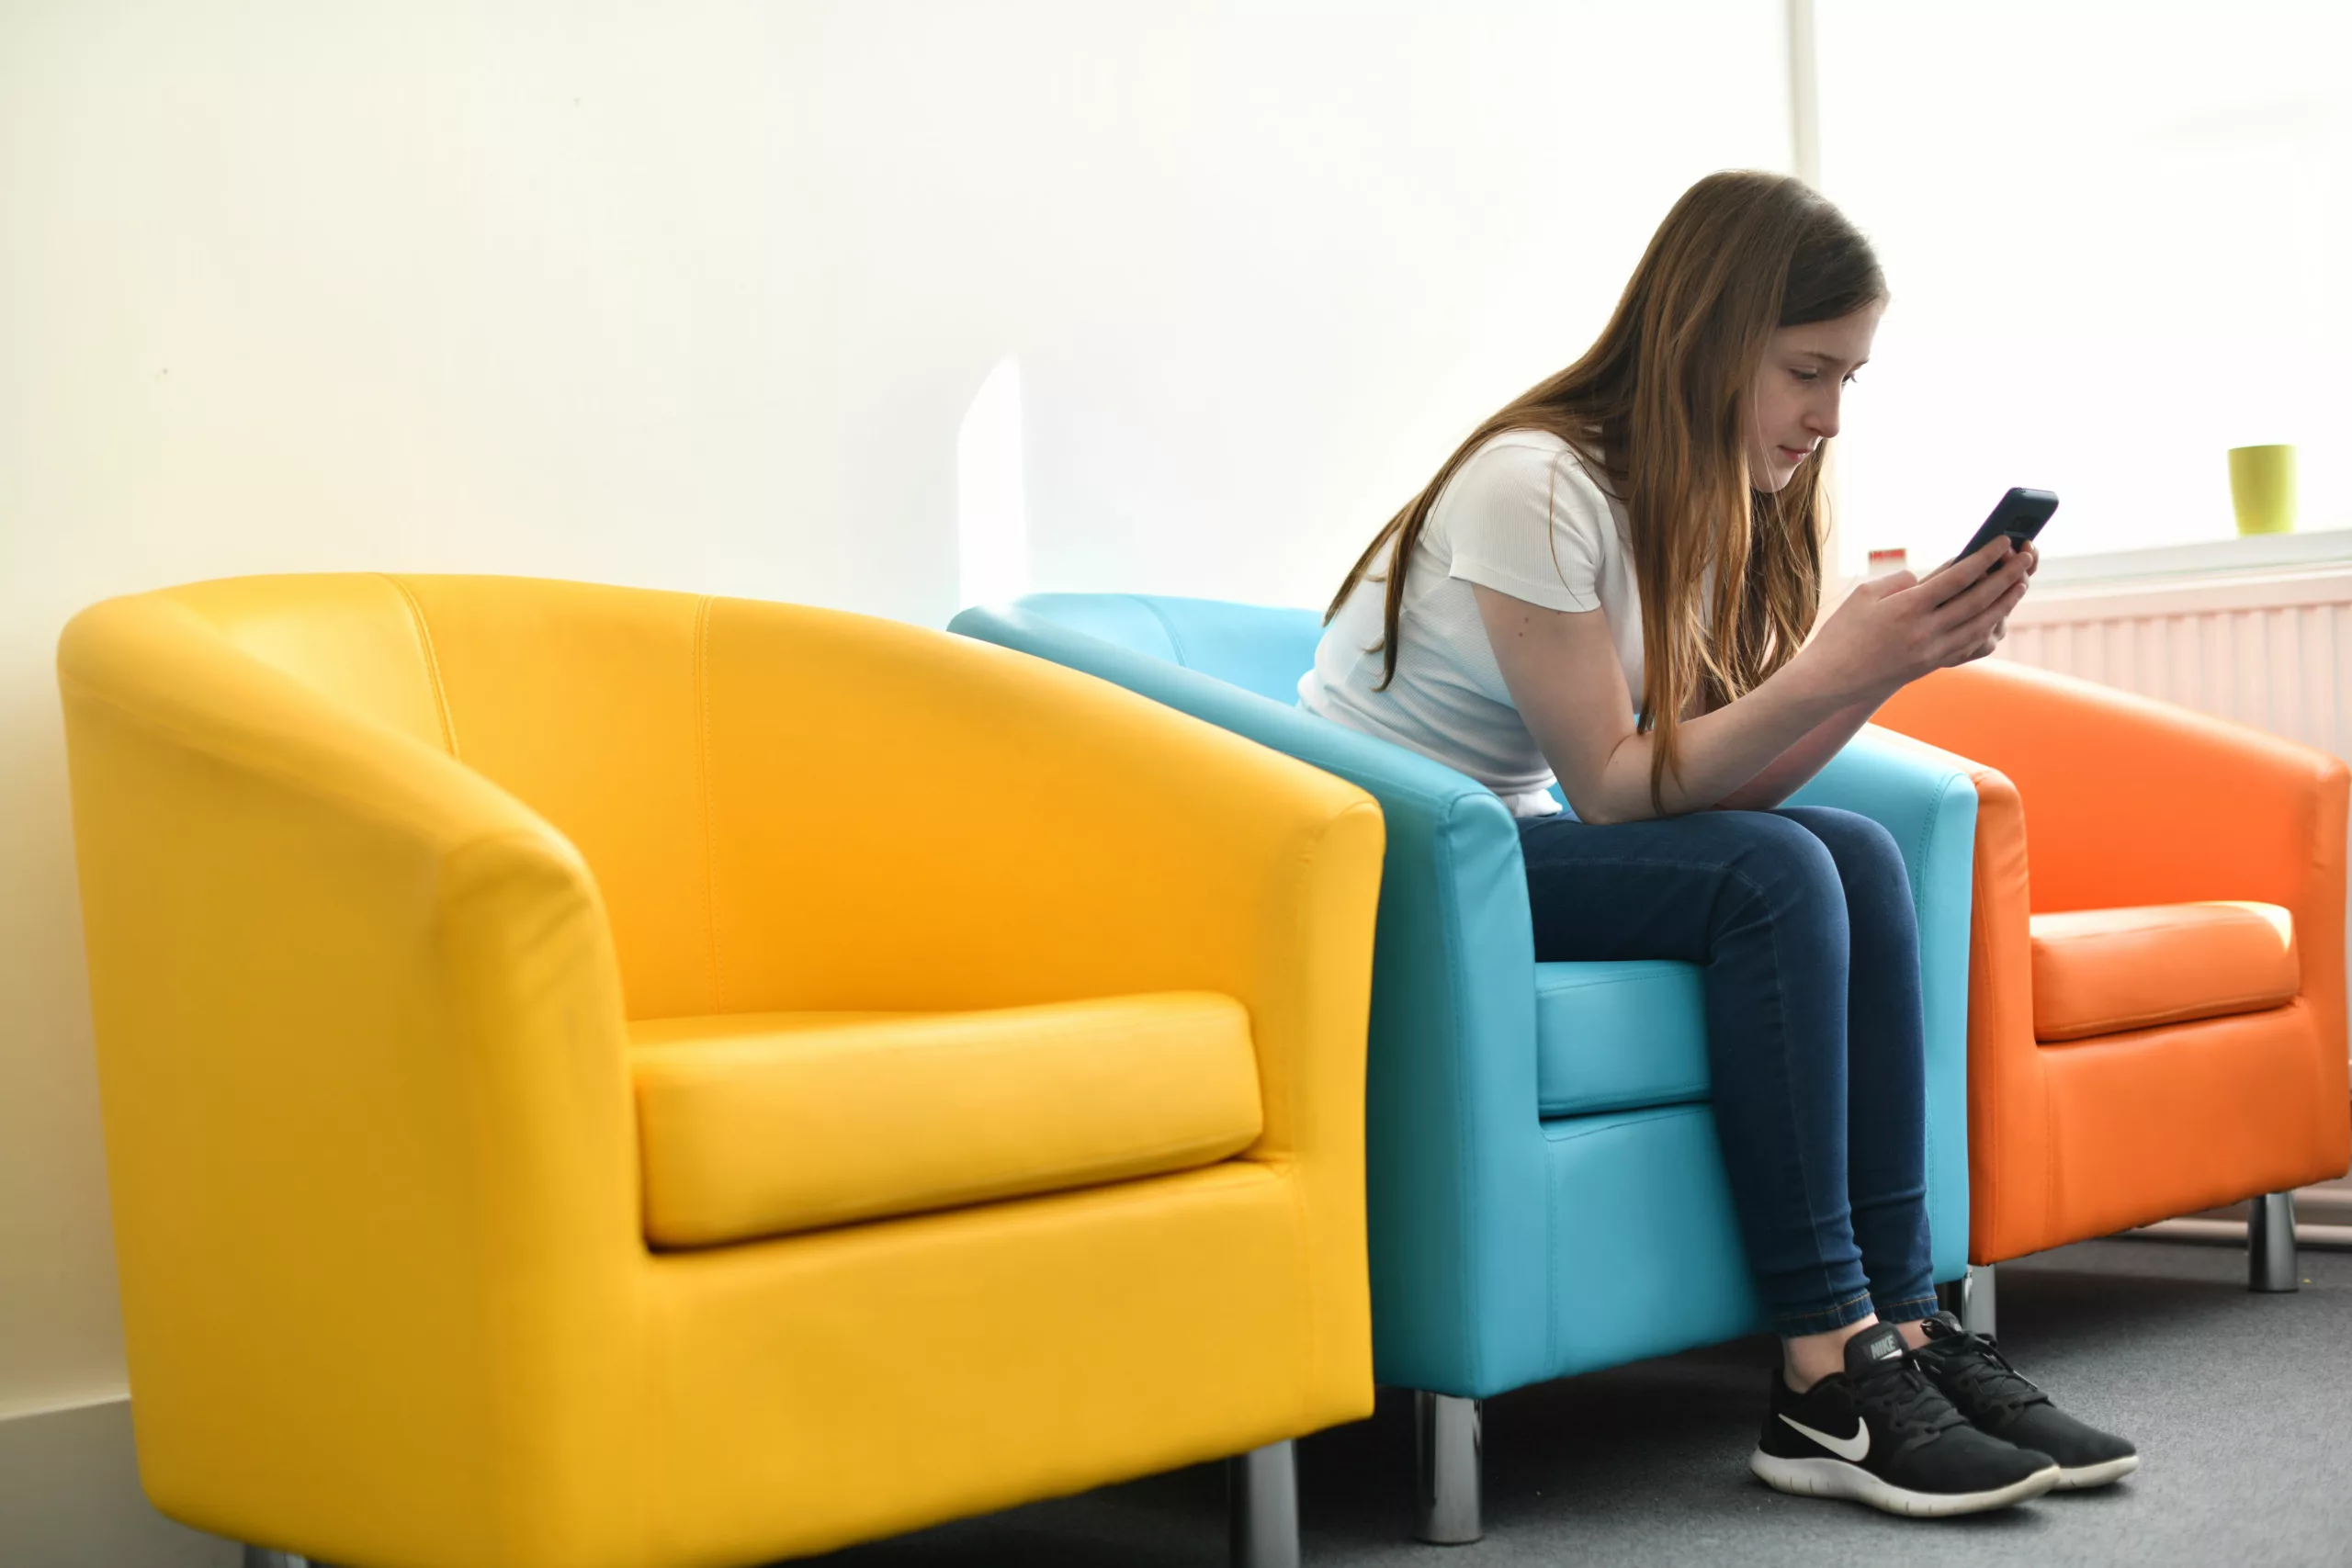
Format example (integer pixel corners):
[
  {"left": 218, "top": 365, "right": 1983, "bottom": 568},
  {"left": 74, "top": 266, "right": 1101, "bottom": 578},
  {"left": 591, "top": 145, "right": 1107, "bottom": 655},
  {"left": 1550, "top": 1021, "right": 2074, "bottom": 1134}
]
[
  {"left": 1711, "top": 694, "right": 1890, "bottom": 811},
  {"left": 1713, "top": 541, "right": 2041, "bottom": 811},
  {"left": 1476, "top": 538, "right": 2030, "bottom": 824}
]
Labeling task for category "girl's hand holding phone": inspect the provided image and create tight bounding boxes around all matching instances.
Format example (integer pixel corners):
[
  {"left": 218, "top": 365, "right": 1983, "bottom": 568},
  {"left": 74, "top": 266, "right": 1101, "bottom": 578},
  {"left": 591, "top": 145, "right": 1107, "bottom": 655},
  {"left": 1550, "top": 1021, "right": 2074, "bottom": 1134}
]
[{"left": 1800, "top": 536, "right": 2032, "bottom": 704}]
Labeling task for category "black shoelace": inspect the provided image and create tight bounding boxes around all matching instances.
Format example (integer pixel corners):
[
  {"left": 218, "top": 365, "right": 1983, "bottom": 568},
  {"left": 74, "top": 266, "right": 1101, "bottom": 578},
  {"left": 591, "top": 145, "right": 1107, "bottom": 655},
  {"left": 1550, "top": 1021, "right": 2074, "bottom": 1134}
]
[
  {"left": 1848, "top": 1356, "right": 1973, "bottom": 1450},
  {"left": 1924, "top": 1333, "right": 2050, "bottom": 1417}
]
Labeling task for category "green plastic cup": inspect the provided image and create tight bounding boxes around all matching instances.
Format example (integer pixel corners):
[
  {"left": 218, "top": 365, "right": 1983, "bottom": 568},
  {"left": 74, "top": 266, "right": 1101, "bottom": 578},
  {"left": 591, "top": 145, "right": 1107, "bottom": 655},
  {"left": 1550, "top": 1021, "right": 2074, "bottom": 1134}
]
[{"left": 2229, "top": 444, "right": 2298, "bottom": 536}]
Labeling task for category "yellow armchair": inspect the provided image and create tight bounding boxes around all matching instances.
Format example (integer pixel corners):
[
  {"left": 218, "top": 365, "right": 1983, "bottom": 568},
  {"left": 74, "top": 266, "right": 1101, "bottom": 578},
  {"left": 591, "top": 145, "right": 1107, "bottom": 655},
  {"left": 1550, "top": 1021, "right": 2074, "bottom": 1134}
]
[{"left": 58, "top": 574, "right": 1384, "bottom": 1568}]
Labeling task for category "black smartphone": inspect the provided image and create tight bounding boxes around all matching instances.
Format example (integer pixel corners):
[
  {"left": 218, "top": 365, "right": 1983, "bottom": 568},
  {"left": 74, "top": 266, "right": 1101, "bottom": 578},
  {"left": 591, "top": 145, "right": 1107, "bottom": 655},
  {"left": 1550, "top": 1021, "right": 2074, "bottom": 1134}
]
[{"left": 1957, "top": 487, "right": 2058, "bottom": 563}]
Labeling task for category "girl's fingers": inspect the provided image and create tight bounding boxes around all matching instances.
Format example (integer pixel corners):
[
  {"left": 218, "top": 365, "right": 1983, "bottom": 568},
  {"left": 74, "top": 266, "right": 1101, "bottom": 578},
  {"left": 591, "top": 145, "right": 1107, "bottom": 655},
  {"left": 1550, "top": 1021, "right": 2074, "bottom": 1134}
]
[
  {"left": 1916, "top": 538, "right": 2013, "bottom": 604},
  {"left": 1932, "top": 550, "right": 2026, "bottom": 626},
  {"left": 1937, "top": 584, "right": 2026, "bottom": 665}
]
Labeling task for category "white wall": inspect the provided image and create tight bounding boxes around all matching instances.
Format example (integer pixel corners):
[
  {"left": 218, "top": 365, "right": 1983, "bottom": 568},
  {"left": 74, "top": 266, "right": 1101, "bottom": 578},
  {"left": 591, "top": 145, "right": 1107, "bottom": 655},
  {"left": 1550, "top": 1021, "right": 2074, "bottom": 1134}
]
[
  {"left": 0, "top": 0, "right": 1792, "bottom": 1420},
  {"left": 1816, "top": 0, "right": 2352, "bottom": 568}
]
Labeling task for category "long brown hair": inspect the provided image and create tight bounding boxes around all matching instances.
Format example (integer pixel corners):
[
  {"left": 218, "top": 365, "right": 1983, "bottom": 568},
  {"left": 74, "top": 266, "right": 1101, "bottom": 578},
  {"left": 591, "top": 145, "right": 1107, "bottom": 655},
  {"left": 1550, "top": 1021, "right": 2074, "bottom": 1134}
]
[{"left": 1326, "top": 171, "right": 1885, "bottom": 810}]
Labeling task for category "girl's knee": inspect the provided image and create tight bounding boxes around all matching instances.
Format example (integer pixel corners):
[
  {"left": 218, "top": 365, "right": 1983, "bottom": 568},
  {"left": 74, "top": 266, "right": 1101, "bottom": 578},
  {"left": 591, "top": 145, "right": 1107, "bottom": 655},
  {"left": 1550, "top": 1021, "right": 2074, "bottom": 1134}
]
[
  {"left": 1726, "top": 812, "right": 1845, "bottom": 906},
  {"left": 1784, "top": 807, "right": 1905, "bottom": 882}
]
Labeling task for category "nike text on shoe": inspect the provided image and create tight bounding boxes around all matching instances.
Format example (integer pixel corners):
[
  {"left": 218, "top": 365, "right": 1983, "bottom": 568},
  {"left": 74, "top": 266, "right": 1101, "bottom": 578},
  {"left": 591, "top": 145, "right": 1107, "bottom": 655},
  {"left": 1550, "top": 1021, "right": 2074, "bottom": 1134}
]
[
  {"left": 1913, "top": 1311, "right": 2140, "bottom": 1490},
  {"left": 1749, "top": 1322, "right": 2061, "bottom": 1517}
]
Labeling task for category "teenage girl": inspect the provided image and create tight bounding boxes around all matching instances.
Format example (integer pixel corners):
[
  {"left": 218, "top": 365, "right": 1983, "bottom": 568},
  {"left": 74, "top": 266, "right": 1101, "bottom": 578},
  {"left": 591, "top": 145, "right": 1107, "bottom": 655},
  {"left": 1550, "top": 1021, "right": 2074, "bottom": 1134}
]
[{"left": 1301, "top": 171, "right": 2138, "bottom": 1517}]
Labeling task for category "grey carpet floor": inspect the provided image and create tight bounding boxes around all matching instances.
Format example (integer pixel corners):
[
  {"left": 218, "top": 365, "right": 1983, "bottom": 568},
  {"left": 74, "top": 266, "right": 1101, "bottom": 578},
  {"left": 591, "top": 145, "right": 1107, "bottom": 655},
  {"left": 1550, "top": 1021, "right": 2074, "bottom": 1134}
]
[{"left": 808, "top": 1236, "right": 2352, "bottom": 1567}]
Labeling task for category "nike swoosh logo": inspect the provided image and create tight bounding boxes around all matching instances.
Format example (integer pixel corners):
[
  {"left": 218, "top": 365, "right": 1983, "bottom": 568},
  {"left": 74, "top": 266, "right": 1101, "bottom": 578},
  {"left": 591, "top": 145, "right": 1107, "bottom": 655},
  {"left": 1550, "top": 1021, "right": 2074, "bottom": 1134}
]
[{"left": 1780, "top": 1413, "right": 1870, "bottom": 1462}]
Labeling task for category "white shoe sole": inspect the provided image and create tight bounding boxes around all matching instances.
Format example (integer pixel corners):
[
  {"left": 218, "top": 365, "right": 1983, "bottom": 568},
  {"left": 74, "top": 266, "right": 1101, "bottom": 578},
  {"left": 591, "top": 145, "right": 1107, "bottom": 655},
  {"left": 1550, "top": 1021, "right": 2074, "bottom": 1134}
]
[
  {"left": 1750, "top": 1449, "right": 2061, "bottom": 1517},
  {"left": 2052, "top": 1453, "right": 2139, "bottom": 1490}
]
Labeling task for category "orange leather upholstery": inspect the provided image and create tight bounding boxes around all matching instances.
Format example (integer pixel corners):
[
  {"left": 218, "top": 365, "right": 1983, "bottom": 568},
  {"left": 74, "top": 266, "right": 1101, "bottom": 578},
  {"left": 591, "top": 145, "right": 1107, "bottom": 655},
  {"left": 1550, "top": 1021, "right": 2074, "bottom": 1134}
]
[
  {"left": 2030, "top": 902, "right": 2300, "bottom": 1043},
  {"left": 1876, "top": 660, "right": 2350, "bottom": 1262}
]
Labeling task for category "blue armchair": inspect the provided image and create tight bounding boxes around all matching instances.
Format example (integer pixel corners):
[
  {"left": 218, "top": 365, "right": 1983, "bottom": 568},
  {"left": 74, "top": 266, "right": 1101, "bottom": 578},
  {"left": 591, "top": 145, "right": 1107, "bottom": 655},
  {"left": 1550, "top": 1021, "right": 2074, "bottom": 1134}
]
[{"left": 948, "top": 592, "right": 1978, "bottom": 1541}]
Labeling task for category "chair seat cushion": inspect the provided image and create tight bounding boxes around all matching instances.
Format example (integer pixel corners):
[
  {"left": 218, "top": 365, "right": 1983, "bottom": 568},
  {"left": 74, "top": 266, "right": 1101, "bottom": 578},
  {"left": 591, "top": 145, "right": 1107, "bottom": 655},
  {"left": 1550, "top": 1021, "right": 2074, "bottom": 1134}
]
[
  {"left": 2030, "top": 901, "right": 2299, "bottom": 1043},
  {"left": 1535, "top": 960, "right": 1710, "bottom": 1117},
  {"left": 629, "top": 993, "right": 1262, "bottom": 1247}
]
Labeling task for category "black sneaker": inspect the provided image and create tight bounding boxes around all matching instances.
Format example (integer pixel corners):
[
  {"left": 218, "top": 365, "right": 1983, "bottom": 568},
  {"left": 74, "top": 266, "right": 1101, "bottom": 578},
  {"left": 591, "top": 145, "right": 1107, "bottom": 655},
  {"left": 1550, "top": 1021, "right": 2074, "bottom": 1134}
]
[
  {"left": 1750, "top": 1322, "right": 2060, "bottom": 1517},
  {"left": 1913, "top": 1311, "right": 2139, "bottom": 1490}
]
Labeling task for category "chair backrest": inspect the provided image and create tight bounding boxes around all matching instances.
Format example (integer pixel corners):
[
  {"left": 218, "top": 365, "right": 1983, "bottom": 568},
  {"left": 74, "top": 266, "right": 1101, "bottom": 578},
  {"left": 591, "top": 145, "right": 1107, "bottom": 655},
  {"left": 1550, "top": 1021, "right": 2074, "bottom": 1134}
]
[
  {"left": 92, "top": 575, "right": 1227, "bottom": 1029},
  {"left": 1006, "top": 593, "right": 1326, "bottom": 705},
  {"left": 130, "top": 574, "right": 733, "bottom": 1018}
]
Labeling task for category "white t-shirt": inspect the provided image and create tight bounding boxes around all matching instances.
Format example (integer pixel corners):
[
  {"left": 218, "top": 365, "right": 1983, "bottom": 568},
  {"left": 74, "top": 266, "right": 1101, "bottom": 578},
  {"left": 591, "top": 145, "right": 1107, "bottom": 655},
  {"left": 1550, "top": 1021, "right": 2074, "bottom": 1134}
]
[{"left": 1298, "top": 430, "right": 1642, "bottom": 818}]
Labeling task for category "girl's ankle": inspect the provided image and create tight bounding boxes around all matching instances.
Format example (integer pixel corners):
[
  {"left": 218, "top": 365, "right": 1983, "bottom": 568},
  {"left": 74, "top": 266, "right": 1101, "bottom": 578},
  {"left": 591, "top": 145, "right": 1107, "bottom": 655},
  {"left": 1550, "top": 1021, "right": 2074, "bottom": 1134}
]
[{"left": 1781, "top": 1313, "right": 1883, "bottom": 1391}]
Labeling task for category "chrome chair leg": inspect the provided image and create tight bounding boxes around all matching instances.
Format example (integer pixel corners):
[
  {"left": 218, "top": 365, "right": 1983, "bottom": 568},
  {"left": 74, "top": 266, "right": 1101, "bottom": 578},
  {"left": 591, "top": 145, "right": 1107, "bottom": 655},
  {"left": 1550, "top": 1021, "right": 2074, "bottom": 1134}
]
[
  {"left": 243, "top": 1551, "right": 312, "bottom": 1568},
  {"left": 1956, "top": 1262, "right": 1996, "bottom": 1337},
  {"left": 2250, "top": 1190, "right": 2300, "bottom": 1292},
  {"left": 1228, "top": 1438, "right": 1299, "bottom": 1568},
  {"left": 1413, "top": 1391, "right": 1483, "bottom": 1545}
]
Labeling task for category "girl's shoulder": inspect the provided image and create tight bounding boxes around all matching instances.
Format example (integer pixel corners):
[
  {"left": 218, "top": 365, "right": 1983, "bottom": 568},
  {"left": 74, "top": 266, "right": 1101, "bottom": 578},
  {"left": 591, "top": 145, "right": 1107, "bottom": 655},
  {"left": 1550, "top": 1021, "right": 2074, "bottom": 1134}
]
[{"left": 1441, "top": 427, "right": 1617, "bottom": 532}]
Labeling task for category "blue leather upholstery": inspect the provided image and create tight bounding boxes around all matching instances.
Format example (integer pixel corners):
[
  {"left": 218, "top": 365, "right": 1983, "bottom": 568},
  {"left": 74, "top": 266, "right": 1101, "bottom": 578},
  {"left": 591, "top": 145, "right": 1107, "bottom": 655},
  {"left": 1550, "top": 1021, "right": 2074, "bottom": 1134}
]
[
  {"left": 1534, "top": 961, "right": 1709, "bottom": 1117},
  {"left": 949, "top": 592, "right": 1977, "bottom": 1399},
  {"left": 1007, "top": 593, "right": 1324, "bottom": 705}
]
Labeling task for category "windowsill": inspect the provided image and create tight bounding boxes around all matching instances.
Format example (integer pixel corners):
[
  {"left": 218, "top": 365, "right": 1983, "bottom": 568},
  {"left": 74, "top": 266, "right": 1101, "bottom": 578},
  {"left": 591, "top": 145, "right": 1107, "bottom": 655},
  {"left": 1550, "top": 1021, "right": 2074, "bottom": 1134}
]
[{"left": 2037, "top": 528, "right": 2352, "bottom": 589}]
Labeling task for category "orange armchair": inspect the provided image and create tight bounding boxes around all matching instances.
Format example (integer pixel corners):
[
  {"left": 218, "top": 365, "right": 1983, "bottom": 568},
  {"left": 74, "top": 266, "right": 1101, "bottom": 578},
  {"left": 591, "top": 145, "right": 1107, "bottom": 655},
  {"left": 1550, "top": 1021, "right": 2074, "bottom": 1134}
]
[{"left": 1877, "top": 660, "right": 2349, "bottom": 1324}]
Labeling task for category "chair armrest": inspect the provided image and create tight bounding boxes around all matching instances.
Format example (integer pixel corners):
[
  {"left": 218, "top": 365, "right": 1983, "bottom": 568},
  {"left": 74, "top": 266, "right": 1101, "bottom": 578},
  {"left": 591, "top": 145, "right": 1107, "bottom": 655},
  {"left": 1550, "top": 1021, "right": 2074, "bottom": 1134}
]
[
  {"left": 56, "top": 594, "right": 643, "bottom": 1559},
  {"left": 1877, "top": 660, "right": 2348, "bottom": 917},
  {"left": 1785, "top": 726, "right": 1981, "bottom": 1280},
  {"left": 948, "top": 603, "right": 1555, "bottom": 1396}
]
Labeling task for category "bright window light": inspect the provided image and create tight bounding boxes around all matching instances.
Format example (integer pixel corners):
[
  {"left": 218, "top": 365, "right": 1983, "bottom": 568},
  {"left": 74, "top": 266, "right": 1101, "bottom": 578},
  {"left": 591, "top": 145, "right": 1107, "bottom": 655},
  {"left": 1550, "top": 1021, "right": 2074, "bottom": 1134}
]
[
  {"left": 1816, "top": 1, "right": 2352, "bottom": 567},
  {"left": 956, "top": 354, "right": 1028, "bottom": 611}
]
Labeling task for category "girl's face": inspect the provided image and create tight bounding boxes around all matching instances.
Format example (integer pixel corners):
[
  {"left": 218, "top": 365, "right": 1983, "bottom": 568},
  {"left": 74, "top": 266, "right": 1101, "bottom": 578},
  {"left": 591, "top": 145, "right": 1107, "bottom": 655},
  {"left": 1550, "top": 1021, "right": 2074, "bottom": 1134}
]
[{"left": 1746, "top": 302, "right": 1883, "bottom": 493}]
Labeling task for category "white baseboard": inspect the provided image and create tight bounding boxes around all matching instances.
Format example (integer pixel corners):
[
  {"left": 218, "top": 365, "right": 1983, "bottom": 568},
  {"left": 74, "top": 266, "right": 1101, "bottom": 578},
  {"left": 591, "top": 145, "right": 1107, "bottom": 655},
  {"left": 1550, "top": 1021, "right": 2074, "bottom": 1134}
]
[{"left": 0, "top": 1399, "right": 235, "bottom": 1568}]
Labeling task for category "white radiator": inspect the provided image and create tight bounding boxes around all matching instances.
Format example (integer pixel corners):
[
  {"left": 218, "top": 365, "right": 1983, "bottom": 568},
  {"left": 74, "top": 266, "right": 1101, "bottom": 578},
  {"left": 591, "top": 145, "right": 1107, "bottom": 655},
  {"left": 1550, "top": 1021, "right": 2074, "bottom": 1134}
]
[{"left": 2001, "top": 562, "right": 2352, "bottom": 763}]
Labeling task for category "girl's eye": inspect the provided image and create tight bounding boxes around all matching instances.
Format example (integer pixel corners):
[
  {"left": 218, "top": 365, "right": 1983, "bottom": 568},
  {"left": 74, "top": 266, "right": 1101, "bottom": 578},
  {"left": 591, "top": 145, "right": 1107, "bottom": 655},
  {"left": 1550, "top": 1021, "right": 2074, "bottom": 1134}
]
[{"left": 1792, "top": 368, "right": 1819, "bottom": 383}]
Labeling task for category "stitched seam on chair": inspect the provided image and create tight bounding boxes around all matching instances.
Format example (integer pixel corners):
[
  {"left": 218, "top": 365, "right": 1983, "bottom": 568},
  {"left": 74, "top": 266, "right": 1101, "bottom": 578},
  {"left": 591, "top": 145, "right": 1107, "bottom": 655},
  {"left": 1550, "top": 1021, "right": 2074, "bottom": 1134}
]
[
  {"left": 1433, "top": 794, "right": 1492, "bottom": 1391},
  {"left": 1539, "top": 970, "right": 1672, "bottom": 995},
  {"left": 2037, "top": 990, "right": 2301, "bottom": 1041},
  {"left": 383, "top": 573, "right": 462, "bottom": 760},
  {"left": 1984, "top": 888, "right": 2013, "bottom": 1258},
  {"left": 1283, "top": 796, "right": 1370, "bottom": 1423},
  {"left": 1994, "top": 884, "right": 2013, "bottom": 1259},
  {"left": 1128, "top": 595, "right": 1192, "bottom": 664},
  {"left": 57, "top": 671, "right": 498, "bottom": 840},
  {"left": 693, "top": 596, "right": 725, "bottom": 1013},
  {"left": 688, "top": 1133, "right": 1267, "bottom": 1236},
  {"left": 1543, "top": 1078, "right": 1561, "bottom": 1376},
  {"left": 2042, "top": 1022, "right": 2060, "bottom": 1255},
  {"left": 2023, "top": 840, "right": 2061, "bottom": 1256},
  {"left": 1540, "top": 1102, "right": 1709, "bottom": 1142},
  {"left": 1913, "top": 771, "right": 1962, "bottom": 1269},
  {"left": 1908, "top": 773, "right": 1961, "bottom": 929},
  {"left": 2022, "top": 872, "right": 2061, "bottom": 1254},
  {"left": 1540, "top": 1082, "right": 1711, "bottom": 1118},
  {"left": 1290, "top": 1157, "right": 1317, "bottom": 1432},
  {"left": 1957, "top": 768, "right": 2007, "bottom": 1264}
]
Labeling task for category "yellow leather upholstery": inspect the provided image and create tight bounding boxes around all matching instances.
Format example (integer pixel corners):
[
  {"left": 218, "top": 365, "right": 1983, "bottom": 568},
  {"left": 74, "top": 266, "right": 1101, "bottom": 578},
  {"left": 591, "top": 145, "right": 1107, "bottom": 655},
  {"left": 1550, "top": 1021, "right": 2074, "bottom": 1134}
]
[
  {"left": 2030, "top": 901, "right": 2300, "bottom": 1043},
  {"left": 630, "top": 995, "right": 1264, "bottom": 1247},
  {"left": 58, "top": 574, "right": 1384, "bottom": 1567}
]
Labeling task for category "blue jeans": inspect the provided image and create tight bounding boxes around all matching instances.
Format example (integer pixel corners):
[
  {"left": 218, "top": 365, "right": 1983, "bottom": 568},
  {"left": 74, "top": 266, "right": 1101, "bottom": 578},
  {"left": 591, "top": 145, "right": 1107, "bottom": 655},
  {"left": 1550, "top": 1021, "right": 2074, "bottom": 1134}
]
[{"left": 1517, "top": 806, "right": 1937, "bottom": 1337}]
